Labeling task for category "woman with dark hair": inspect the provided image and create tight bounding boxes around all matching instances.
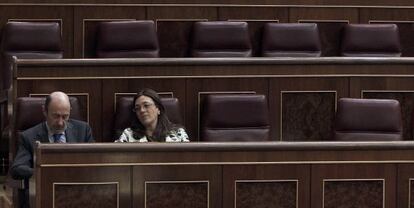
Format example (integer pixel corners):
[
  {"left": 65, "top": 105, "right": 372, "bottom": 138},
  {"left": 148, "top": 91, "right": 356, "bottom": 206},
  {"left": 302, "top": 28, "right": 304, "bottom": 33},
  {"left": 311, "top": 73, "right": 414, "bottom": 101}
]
[{"left": 115, "top": 88, "right": 189, "bottom": 142}]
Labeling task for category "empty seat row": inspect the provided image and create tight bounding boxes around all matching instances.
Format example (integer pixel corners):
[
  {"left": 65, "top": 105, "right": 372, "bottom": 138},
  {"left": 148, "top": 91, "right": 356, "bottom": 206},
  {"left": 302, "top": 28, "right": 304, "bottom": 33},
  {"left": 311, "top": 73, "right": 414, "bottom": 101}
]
[
  {"left": 97, "top": 21, "right": 402, "bottom": 58},
  {"left": 13, "top": 95, "right": 403, "bottom": 142},
  {"left": 0, "top": 21, "right": 402, "bottom": 61}
]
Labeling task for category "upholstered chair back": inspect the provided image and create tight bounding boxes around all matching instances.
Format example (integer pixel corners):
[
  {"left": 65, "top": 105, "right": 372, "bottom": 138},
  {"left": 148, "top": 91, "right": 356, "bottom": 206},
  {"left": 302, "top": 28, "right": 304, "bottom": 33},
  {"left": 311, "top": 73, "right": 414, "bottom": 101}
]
[
  {"left": 96, "top": 20, "right": 159, "bottom": 58},
  {"left": 334, "top": 98, "right": 403, "bottom": 141},
  {"left": 191, "top": 21, "right": 252, "bottom": 57},
  {"left": 340, "top": 24, "right": 401, "bottom": 57},
  {"left": 261, "top": 23, "right": 321, "bottom": 57},
  {"left": 200, "top": 94, "right": 270, "bottom": 141}
]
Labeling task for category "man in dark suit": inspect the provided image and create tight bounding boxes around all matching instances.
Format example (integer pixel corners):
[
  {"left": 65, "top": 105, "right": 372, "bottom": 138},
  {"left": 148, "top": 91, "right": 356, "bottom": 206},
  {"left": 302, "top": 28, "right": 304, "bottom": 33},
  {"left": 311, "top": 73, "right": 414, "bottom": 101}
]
[{"left": 10, "top": 91, "right": 94, "bottom": 207}]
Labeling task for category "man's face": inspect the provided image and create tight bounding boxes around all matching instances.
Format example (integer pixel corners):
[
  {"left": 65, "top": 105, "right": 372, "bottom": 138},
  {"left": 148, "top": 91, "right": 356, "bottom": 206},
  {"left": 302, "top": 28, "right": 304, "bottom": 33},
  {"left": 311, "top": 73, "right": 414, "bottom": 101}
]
[{"left": 45, "top": 100, "right": 70, "bottom": 134}]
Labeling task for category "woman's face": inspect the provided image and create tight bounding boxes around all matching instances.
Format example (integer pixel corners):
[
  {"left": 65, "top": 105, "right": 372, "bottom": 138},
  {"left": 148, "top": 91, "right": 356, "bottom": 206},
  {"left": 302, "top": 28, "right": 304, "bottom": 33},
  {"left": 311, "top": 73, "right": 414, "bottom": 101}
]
[{"left": 134, "top": 95, "right": 160, "bottom": 128}]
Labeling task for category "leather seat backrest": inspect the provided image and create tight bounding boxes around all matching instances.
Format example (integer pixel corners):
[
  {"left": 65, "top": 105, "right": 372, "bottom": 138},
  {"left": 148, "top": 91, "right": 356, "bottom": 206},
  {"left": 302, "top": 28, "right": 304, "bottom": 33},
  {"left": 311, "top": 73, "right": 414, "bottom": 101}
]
[
  {"left": 334, "top": 98, "right": 403, "bottom": 141},
  {"left": 96, "top": 20, "right": 159, "bottom": 58},
  {"left": 2, "top": 21, "right": 63, "bottom": 58},
  {"left": 340, "top": 24, "right": 401, "bottom": 57},
  {"left": 261, "top": 23, "right": 321, "bottom": 57},
  {"left": 113, "top": 96, "right": 183, "bottom": 139},
  {"left": 191, "top": 21, "right": 252, "bottom": 57},
  {"left": 1, "top": 21, "right": 63, "bottom": 90},
  {"left": 200, "top": 94, "right": 270, "bottom": 141}
]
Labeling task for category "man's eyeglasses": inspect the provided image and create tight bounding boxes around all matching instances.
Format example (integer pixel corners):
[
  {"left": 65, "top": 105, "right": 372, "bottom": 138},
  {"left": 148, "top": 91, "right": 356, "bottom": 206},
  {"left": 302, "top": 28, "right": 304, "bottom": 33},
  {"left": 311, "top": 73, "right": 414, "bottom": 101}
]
[{"left": 133, "top": 103, "right": 155, "bottom": 112}]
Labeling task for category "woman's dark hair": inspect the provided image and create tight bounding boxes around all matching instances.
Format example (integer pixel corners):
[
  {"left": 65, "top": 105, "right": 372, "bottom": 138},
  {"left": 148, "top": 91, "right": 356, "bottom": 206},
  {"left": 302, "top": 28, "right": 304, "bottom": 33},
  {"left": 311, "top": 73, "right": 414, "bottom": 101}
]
[{"left": 130, "top": 88, "right": 177, "bottom": 141}]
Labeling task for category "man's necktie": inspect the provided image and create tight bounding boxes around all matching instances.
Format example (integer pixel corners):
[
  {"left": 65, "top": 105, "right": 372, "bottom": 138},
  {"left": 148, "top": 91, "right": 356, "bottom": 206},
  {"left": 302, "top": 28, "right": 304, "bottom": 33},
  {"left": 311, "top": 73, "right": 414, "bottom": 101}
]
[{"left": 53, "top": 133, "right": 65, "bottom": 143}]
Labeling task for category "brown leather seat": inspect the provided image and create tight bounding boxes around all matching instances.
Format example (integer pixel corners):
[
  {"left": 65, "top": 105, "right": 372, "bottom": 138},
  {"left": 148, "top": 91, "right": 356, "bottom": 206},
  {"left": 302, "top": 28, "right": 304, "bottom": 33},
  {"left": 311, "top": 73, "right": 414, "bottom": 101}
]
[
  {"left": 334, "top": 98, "right": 403, "bottom": 141},
  {"left": 113, "top": 96, "right": 183, "bottom": 139},
  {"left": 261, "top": 23, "right": 321, "bottom": 57},
  {"left": 191, "top": 21, "right": 252, "bottom": 57},
  {"left": 340, "top": 24, "right": 401, "bottom": 57},
  {"left": 96, "top": 20, "right": 159, "bottom": 58},
  {"left": 1, "top": 21, "right": 63, "bottom": 90},
  {"left": 200, "top": 94, "right": 270, "bottom": 141}
]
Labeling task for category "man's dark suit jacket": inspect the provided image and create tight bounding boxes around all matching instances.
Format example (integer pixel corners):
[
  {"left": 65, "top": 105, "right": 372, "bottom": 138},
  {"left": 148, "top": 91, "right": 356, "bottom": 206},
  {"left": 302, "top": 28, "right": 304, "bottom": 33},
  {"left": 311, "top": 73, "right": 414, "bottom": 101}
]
[{"left": 10, "top": 119, "right": 94, "bottom": 180}]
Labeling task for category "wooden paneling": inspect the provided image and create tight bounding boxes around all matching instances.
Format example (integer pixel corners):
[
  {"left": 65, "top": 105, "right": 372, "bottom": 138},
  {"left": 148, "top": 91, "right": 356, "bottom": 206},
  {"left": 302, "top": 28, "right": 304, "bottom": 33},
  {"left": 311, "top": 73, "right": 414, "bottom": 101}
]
[
  {"left": 54, "top": 183, "right": 118, "bottom": 208},
  {"left": 324, "top": 180, "right": 384, "bottom": 208},
  {"left": 38, "top": 167, "right": 131, "bottom": 208},
  {"left": 270, "top": 77, "right": 348, "bottom": 141},
  {"left": 223, "top": 165, "right": 309, "bottom": 208},
  {"left": 146, "top": 182, "right": 208, "bottom": 208},
  {"left": 359, "top": 8, "right": 414, "bottom": 23},
  {"left": 133, "top": 166, "right": 221, "bottom": 208},
  {"left": 235, "top": 181, "right": 297, "bottom": 208},
  {"left": 147, "top": 6, "right": 218, "bottom": 20},
  {"left": 31, "top": 142, "right": 414, "bottom": 208},
  {"left": 311, "top": 164, "right": 396, "bottom": 208},
  {"left": 397, "top": 164, "right": 414, "bottom": 208},
  {"left": 289, "top": 8, "right": 358, "bottom": 23},
  {"left": 156, "top": 20, "right": 206, "bottom": 57},
  {"left": 281, "top": 91, "right": 336, "bottom": 141},
  {"left": 218, "top": 7, "right": 288, "bottom": 21}
]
